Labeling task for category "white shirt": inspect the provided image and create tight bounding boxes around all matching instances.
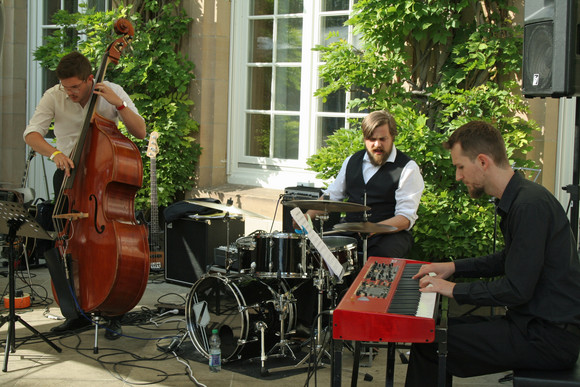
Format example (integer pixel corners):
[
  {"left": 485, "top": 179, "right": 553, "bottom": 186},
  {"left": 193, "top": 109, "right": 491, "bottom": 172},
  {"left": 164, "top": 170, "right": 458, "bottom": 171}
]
[
  {"left": 324, "top": 145, "right": 424, "bottom": 230},
  {"left": 23, "top": 80, "right": 138, "bottom": 157}
]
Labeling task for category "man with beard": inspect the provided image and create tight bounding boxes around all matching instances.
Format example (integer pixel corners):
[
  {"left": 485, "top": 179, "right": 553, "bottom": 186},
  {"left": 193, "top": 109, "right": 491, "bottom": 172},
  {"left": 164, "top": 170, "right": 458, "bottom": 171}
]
[
  {"left": 303, "top": 109, "right": 424, "bottom": 259},
  {"left": 23, "top": 52, "right": 146, "bottom": 339},
  {"left": 404, "top": 121, "right": 580, "bottom": 386}
]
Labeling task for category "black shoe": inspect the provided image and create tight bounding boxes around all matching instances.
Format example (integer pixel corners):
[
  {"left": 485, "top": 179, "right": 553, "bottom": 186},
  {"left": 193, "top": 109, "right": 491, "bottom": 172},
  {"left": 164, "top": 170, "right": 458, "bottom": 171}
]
[
  {"left": 50, "top": 317, "right": 92, "bottom": 333},
  {"left": 104, "top": 318, "right": 122, "bottom": 340}
]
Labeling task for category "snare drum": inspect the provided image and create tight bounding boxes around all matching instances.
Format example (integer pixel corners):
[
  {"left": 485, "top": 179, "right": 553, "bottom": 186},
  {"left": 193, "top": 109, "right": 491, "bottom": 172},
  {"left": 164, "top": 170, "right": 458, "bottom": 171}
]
[
  {"left": 311, "top": 236, "right": 358, "bottom": 275},
  {"left": 254, "top": 232, "right": 308, "bottom": 278}
]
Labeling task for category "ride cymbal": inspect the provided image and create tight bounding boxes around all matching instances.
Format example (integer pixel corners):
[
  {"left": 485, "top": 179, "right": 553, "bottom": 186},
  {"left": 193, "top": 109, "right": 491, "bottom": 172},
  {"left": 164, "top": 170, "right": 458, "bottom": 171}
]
[{"left": 333, "top": 222, "right": 397, "bottom": 234}]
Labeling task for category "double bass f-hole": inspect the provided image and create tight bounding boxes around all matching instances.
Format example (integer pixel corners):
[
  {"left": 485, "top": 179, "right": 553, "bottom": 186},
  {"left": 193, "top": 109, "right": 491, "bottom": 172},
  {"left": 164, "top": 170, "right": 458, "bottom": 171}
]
[{"left": 89, "top": 194, "right": 104, "bottom": 234}]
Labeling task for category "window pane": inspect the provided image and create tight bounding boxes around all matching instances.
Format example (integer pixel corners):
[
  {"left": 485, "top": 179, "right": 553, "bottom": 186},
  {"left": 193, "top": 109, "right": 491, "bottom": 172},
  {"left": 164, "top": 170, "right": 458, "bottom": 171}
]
[
  {"left": 273, "top": 115, "right": 299, "bottom": 159},
  {"left": 277, "top": 18, "right": 303, "bottom": 62},
  {"left": 64, "top": 0, "right": 79, "bottom": 13},
  {"left": 320, "top": 88, "right": 346, "bottom": 113},
  {"left": 249, "top": 67, "right": 272, "bottom": 110},
  {"left": 250, "top": 19, "right": 274, "bottom": 62},
  {"left": 86, "top": 0, "right": 109, "bottom": 12},
  {"left": 322, "top": 0, "right": 350, "bottom": 12},
  {"left": 275, "top": 67, "right": 301, "bottom": 111},
  {"left": 45, "top": 0, "right": 61, "bottom": 23},
  {"left": 247, "top": 114, "right": 271, "bottom": 157},
  {"left": 318, "top": 116, "right": 345, "bottom": 147},
  {"left": 350, "top": 87, "right": 371, "bottom": 114},
  {"left": 251, "top": 0, "right": 274, "bottom": 16},
  {"left": 279, "top": 1, "right": 304, "bottom": 15},
  {"left": 321, "top": 15, "right": 348, "bottom": 46},
  {"left": 41, "top": 29, "right": 61, "bottom": 91}
]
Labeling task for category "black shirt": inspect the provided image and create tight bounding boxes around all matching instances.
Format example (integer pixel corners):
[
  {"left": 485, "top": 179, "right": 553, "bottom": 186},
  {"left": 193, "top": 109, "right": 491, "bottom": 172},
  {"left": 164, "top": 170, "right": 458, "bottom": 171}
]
[{"left": 453, "top": 172, "right": 580, "bottom": 326}]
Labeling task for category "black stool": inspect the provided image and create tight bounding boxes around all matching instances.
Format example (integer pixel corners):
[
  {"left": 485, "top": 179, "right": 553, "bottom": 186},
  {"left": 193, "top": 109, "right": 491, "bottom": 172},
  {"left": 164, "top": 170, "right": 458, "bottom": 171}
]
[{"left": 513, "top": 357, "right": 580, "bottom": 386}]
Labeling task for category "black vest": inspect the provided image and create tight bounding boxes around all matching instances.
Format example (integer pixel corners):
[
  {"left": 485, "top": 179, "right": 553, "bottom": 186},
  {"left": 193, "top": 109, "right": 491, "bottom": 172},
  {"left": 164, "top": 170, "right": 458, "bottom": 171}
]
[{"left": 344, "top": 149, "right": 411, "bottom": 223}]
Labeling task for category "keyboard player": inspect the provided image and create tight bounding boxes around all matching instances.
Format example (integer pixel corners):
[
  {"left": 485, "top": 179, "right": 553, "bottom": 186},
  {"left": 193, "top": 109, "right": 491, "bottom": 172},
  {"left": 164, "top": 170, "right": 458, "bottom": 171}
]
[{"left": 405, "top": 121, "right": 580, "bottom": 387}]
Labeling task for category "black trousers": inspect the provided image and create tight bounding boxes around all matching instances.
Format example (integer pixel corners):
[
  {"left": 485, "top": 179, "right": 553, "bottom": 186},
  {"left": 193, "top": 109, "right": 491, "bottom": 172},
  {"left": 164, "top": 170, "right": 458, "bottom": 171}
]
[
  {"left": 405, "top": 314, "right": 580, "bottom": 387},
  {"left": 366, "top": 230, "right": 413, "bottom": 258}
]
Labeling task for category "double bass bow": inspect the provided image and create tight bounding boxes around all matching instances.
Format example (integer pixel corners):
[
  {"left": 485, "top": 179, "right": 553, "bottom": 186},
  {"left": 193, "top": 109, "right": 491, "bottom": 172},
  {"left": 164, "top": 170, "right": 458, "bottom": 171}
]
[{"left": 52, "top": 19, "right": 149, "bottom": 317}]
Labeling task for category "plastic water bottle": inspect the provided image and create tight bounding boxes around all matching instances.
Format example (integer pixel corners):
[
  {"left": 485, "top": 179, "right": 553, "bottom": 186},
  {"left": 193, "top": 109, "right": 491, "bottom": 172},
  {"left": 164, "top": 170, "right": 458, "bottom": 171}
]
[{"left": 209, "top": 329, "right": 221, "bottom": 372}]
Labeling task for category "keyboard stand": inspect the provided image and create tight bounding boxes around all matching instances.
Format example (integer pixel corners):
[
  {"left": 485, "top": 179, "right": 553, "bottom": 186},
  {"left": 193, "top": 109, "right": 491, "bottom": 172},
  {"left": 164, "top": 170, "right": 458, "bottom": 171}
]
[{"left": 435, "top": 297, "right": 449, "bottom": 387}]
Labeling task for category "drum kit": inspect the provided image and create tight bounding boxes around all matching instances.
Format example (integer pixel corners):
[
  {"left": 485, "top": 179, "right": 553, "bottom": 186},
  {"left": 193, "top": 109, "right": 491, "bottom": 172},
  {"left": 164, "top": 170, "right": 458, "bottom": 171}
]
[{"left": 184, "top": 198, "right": 396, "bottom": 374}]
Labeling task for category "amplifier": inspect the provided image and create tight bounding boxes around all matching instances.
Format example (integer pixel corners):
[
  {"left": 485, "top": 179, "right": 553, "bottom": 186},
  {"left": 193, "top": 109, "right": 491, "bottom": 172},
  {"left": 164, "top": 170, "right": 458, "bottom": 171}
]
[
  {"left": 165, "top": 216, "right": 244, "bottom": 286},
  {"left": 282, "top": 186, "right": 340, "bottom": 233},
  {"left": 283, "top": 185, "right": 322, "bottom": 200}
]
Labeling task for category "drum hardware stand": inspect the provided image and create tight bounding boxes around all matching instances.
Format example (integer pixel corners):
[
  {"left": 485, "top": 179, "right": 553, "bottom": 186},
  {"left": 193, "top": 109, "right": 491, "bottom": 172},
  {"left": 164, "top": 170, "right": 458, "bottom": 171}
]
[
  {"left": 265, "top": 290, "right": 297, "bottom": 360},
  {"left": 220, "top": 210, "right": 241, "bottom": 274},
  {"left": 300, "top": 233, "right": 309, "bottom": 277},
  {"left": 361, "top": 192, "right": 369, "bottom": 265},
  {"left": 0, "top": 198, "right": 62, "bottom": 372},
  {"left": 257, "top": 321, "right": 269, "bottom": 376},
  {"left": 295, "top": 255, "right": 333, "bottom": 368}
]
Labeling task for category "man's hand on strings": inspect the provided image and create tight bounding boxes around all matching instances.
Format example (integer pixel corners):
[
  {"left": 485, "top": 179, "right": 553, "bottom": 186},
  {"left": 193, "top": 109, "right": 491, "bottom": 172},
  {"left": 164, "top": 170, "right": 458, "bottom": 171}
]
[
  {"left": 52, "top": 152, "right": 75, "bottom": 177},
  {"left": 93, "top": 82, "right": 123, "bottom": 108}
]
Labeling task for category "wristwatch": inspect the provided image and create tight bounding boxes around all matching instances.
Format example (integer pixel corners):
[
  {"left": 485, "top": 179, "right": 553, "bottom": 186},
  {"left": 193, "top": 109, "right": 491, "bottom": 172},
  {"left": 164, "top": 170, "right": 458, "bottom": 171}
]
[{"left": 116, "top": 101, "right": 127, "bottom": 111}]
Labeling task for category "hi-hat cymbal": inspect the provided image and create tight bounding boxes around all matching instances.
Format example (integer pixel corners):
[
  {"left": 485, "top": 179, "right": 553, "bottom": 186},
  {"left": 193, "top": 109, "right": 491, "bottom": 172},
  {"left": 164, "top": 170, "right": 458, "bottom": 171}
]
[
  {"left": 285, "top": 199, "right": 370, "bottom": 213},
  {"left": 185, "top": 200, "right": 269, "bottom": 219},
  {"left": 333, "top": 222, "right": 397, "bottom": 234}
]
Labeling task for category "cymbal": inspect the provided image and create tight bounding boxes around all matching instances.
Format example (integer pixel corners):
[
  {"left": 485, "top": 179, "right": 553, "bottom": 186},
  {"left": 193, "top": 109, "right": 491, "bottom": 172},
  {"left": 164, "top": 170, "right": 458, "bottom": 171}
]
[
  {"left": 285, "top": 199, "right": 370, "bottom": 213},
  {"left": 333, "top": 222, "right": 397, "bottom": 234},
  {"left": 185, "top": 200, "right": 269, "bottom": 219}
]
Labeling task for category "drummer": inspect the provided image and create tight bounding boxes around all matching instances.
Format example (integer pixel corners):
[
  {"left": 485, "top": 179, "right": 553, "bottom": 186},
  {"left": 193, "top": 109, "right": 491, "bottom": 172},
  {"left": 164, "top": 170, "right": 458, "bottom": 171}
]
[{"left": 301, "top": 110, "right": 424, "bottom": 260}]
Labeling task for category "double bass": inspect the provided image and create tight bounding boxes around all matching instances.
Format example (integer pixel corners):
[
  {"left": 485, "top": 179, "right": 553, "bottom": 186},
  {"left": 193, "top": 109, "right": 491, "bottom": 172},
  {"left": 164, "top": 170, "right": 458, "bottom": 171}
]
[{"left": 52, "top": 19, "right": 149, "bottom": 317}]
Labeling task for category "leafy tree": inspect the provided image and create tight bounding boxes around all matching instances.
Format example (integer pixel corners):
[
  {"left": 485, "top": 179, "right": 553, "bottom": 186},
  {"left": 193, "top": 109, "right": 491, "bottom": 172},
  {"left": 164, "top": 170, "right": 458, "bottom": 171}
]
[
  {"left": 309, "top": 0, "right": 538, "bottom": 261},
  {"left": 33, "top": 0, "right": 201, "bottom": 210}
]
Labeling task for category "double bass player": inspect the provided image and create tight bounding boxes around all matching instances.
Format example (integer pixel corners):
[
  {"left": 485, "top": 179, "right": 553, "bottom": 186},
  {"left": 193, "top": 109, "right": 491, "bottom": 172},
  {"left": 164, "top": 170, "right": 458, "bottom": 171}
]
[{"left": 23, "top": 51, "right": 146, "bottom": 339}]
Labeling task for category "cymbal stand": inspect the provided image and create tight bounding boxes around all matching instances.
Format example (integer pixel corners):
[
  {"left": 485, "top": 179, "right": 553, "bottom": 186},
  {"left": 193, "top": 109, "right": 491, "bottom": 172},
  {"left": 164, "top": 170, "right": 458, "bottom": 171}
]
[
  {"left": 222, "top": 211, "right": 241, "bottom": 274},
  {"left": 296, "top": 252, "right": 333, "bottom": 367},
  {"left": 362, "top": 192, "right": 369, "bottom": 264}
]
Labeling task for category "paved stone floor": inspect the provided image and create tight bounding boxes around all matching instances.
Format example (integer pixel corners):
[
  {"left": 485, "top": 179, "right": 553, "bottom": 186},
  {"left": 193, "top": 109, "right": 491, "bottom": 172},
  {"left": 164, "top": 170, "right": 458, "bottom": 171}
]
[{"left": 0, "top": 259, "right": 511, "bottom": 386}]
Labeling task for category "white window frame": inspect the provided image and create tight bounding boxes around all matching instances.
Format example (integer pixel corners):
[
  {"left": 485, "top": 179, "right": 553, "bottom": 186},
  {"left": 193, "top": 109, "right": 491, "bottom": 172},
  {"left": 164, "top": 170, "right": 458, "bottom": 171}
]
[{"left": 228, "top": 0, "right": 360, "bottom": 189}]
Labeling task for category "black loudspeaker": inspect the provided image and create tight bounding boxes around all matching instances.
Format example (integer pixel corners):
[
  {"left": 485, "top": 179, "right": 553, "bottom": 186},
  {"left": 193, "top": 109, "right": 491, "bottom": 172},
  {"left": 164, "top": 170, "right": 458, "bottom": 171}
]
[
  {"left": 164, "top": 217, "right": 245, "bottom": 286},
  {"left": 523, "top": 0, "right": 580, "bottom": 98}
]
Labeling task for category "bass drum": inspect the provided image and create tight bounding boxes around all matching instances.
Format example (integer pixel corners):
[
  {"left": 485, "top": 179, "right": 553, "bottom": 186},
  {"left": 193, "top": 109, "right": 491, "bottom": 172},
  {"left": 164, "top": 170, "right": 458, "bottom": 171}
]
[{"left": 185, "top": 273, "right": 296, "bottom": 362}]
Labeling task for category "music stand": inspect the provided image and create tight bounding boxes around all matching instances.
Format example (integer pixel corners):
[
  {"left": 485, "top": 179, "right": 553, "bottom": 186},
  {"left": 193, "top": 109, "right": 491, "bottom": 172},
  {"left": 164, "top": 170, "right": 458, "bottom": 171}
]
[{"left": 0, "top": 199, "right": 62, "bottom": 372}]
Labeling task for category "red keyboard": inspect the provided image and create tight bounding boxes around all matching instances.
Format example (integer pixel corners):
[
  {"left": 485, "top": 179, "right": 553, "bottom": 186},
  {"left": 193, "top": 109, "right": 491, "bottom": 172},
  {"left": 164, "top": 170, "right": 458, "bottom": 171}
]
[{"left": 332, "top": 256, "right": 439, "bottom": 343}]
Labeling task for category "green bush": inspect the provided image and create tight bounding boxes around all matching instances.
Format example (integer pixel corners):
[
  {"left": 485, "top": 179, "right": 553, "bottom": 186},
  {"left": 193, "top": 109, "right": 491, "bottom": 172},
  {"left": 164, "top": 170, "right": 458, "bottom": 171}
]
[
  {"left": 309, "top": 0, "right": 538, "bottom": 261},
  {"left": 33, "top": 0, "right": 201, "bottom": 209}
]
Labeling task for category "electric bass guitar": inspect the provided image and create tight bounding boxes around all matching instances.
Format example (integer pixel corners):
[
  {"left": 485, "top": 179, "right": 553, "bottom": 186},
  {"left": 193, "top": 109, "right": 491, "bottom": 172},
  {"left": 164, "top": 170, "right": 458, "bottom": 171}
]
[{"left": 146, "top": 131, "right": 164, "bottom": 271}]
